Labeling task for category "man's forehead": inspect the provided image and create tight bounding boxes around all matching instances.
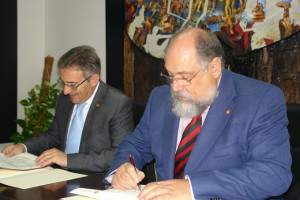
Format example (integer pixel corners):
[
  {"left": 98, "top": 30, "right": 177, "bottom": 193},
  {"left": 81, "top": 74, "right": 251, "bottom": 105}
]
[
  {"left": 60, "top": 65, "right": 83, "bottom": 74},
  {"left": 60, "top": 68, "right": 84, "bottom": 82},
  {"left": 165, "top": 67, "right": 198, "bottom": 75}
]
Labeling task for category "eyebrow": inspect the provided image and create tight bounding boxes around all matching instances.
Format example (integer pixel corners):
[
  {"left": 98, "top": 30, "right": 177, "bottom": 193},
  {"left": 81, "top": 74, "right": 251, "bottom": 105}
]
[
  {"left": 65, "top": 81, "right": 77, "bottom": 84},
  {"left": 166, "top": 69, "right": 194, "bottom": 76},
  {"left": 60, "top": 79, "right": 77, "bottom": 84}
]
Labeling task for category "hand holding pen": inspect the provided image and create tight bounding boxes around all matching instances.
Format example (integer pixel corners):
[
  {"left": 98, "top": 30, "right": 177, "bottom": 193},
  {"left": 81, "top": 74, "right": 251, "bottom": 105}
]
[
  {"left": 129, "top": 154, "right": 142, "bottom": 191},
  {"left": 111, "top": 156, "right": 145, "bottom": 189}
]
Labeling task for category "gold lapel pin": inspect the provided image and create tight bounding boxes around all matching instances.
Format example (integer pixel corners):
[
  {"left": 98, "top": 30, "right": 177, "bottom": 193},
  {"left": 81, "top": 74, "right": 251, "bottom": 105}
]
[
  {"left": 96, "top": 103, "right": 100, "bottom": 108},
  {"left": 226, "top": 109, "right": 231, "bottom": 114}
]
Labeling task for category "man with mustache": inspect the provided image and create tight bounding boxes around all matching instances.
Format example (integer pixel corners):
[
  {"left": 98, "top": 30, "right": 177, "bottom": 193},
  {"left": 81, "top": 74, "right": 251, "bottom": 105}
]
[{"left": 104, "top": 28, "right": 292, "bottom": 199}]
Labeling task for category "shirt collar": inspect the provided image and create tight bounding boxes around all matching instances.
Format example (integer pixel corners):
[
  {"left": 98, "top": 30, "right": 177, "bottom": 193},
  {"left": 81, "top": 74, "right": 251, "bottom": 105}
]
[{"left": 84, "top": 81, "right": 100, "bottom": 106}]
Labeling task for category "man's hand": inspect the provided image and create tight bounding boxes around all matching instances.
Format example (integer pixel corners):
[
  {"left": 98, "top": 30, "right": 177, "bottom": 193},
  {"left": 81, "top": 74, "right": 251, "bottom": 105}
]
[
  {"left": 112, "top": 163, "right": 145, "bottom": 189},
  {"left": 1, "top": 144, "right": 26, "bottom": 157},
  {"left": 138, "top": 179, "right": 192, "bottom": 200},
  {"left": 35, "top": 148, "right": 67, "bottom": 167}
]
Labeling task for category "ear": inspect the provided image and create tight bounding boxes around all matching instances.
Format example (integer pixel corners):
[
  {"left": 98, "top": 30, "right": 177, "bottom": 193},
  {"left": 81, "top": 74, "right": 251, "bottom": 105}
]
[
  {"left": 90, "top": 74, "right": 100, "bottom": 86},
  {"left": 208, "top": 57, "right": 222, "bottom": 79}
]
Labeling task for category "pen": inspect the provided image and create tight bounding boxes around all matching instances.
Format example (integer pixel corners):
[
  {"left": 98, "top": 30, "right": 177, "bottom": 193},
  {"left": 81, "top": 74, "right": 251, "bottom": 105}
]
[{"left": 129, "top": 154, "right": 141, "bottom": 191}]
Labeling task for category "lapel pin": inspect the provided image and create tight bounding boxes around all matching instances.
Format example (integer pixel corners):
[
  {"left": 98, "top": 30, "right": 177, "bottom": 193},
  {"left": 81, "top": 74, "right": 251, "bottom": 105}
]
[
  {"left": 96, "top": 103, "right": 100, "bottom": 108},
  {"left": 226, "top": 109, "right": 231, "bottom": 114}
]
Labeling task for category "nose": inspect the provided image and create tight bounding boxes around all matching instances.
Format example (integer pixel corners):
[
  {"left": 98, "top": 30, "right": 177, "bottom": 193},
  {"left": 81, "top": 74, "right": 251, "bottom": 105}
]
[
  {"left": 63, "top": 85, "right": 73, "bottom": 95},
  {"left": 171, "top": 81, "right": 184, "bottom": 92}
]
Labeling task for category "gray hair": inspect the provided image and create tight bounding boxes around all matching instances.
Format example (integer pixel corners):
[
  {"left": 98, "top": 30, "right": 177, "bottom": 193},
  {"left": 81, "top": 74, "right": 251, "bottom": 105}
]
[
  {"left": 164, "top": 28, "right": 225, "bottom": 72},
  {"left": 57, "top": 45, "right": 101, "bottom": 78}
]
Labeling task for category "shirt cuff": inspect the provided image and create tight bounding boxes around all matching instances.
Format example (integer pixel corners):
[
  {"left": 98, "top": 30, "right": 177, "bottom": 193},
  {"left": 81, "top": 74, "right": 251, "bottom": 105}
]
[
  {"left": 185, "top": 175, "right": 196, "bottom": 200},
  {"left": 105, "top": 169, "right": 118, "bottom": 183},
  {"left": 19, "top": 143, "right": 27, "bottom": 152}
]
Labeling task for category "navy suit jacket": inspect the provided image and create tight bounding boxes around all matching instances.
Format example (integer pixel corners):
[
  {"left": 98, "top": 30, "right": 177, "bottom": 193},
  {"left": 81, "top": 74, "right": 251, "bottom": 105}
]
[
  {"left": 24, "top": 80, "right": 134, "bottom": 172},
  {"left": 105, "top": 70, "right": 292, "bottom": 199}
]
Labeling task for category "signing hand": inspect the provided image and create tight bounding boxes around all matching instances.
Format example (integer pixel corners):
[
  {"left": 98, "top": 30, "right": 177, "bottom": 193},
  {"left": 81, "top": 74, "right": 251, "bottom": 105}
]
[
  {"left": 35, "top": 148, "right": 67, "bottom": 167},
  {"left": 112, "top": 163, "right": 145, "bottom": 189},
  {"left": 1, "top": 144, "right": 26, "bottom": 157},
  {"left": 138, "top": 179, "right": 192, "bottom": 200}
]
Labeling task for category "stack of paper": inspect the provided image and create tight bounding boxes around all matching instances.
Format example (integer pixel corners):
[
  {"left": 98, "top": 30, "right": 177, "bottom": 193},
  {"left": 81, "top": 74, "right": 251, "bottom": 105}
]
[
  {"left": 67, "top": 186, "right": 145, "bottom": 200},
  {"left": 0, "top": 152, "right": 87, "bottom": 189},
  {"left": 0, "top": 152, "right": 45, "bottom": 170}
]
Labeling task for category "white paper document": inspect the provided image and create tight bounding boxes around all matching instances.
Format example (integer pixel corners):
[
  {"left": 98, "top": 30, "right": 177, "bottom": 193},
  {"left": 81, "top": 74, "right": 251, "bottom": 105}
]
[
  {"left": 61, "top": 196, "right": 97, "bottom": 200},
  {"left": 70, "top": 186, "right": 145, "bottom": 200},
  {"left": 0, "top": 168, "right": 87, "bottom": 189},
  {"left": 0, "top": 152, "right": 87, "bottom": 189},
  {"left": 0, "top": 167, "right": 52, "bottom": 179},
  {"left": 0, "top": 152, "right": 43, "bottom": 170}
]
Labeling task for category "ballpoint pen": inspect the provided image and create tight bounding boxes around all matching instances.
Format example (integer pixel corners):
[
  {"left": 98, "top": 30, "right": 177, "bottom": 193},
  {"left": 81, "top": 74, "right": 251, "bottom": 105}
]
[{"left": 129, "top": 154, "right": 142, "bottom": 191}]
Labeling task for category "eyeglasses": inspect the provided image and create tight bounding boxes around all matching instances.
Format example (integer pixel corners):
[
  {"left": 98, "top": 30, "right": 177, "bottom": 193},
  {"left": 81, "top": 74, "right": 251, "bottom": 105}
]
[
  {"left": 57, "top": 75, "right": 93, "bottom": 90},
  {"left": 160, "top": 68, "right": 202, "bottom": 86}
]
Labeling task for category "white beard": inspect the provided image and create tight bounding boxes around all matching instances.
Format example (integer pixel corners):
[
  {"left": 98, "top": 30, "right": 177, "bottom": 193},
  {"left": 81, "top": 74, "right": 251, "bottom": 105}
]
[{"left": 171, "top": 87, "right": 219, "bottom": 118}]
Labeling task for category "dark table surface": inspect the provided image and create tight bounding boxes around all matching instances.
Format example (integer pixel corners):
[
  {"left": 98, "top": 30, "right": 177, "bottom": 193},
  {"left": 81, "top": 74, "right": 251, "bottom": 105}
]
[{"left": 0, "top": 171, "right": 107, "bottom": 200}]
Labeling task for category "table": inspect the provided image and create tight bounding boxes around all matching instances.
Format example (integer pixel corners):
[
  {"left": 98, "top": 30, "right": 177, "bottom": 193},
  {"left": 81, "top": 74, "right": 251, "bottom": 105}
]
[{"left": 0, "top": 171, "right": 107, "bottom": 200}]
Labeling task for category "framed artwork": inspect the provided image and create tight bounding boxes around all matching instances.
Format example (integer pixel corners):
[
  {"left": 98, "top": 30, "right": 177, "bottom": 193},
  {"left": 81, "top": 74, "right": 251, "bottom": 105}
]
[
  {"left": 104, "top": 0, "right": 300, "bottom": 103},
  {"left": 125, "top": 0, "right": 300, "bottom": 57}
]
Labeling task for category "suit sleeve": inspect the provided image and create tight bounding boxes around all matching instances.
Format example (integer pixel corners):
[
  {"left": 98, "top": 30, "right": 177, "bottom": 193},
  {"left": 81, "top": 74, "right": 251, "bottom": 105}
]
[
  {"left": 23, "top": 94, "right": 64, "bottom": 155},
  {"left": 67, "top": 93, "right": 134, "bottom": 173},
  {"left": 103, "top": 89, "right": 158, "bottom": 183},
  {"left": 189, "top": 87, "right": 293, "bottom": 199}
]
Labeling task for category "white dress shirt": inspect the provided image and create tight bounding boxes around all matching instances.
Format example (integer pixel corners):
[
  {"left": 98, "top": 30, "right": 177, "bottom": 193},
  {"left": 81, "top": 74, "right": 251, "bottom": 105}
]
[{"left": 66, "top": 82, "right": 99, "bottom": 138}]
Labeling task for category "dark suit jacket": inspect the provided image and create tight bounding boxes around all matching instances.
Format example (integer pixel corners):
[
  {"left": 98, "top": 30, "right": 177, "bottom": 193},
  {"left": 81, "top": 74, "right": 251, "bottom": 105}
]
[
  {"left": 105, "top": 70, "right": 292, "bottom": 199},
  {"left": 24, "top": 80, "right": 134, "bottom": 172}
]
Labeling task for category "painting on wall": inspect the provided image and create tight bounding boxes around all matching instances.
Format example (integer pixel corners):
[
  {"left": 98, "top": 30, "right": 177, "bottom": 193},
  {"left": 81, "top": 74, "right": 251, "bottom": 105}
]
[{"left": 125, "top": 0, "right": 300, "bottom": 58}]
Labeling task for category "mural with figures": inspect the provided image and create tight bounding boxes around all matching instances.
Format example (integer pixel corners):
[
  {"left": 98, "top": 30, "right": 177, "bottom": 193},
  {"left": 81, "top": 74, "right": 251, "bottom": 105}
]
[{"left": 125, "top": 0, "right": 300, "bottom": 58}]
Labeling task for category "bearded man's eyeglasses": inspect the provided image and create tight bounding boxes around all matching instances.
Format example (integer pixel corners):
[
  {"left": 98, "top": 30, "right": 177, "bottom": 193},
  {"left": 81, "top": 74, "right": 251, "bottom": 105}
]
[{"left": 160, "top": 69, "right": 202, "bottom": 86}]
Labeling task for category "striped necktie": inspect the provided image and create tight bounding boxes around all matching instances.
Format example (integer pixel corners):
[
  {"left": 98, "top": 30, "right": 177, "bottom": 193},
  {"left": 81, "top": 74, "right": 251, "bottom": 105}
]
[{"left": 174, "top": 114, "right": 202, "bottom": 178}]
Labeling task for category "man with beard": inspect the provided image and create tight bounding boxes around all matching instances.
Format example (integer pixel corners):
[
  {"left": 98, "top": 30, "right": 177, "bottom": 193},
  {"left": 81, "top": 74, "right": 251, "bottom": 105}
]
[{"left": 104, "top": 28, "right": 292, "bottom": 199}]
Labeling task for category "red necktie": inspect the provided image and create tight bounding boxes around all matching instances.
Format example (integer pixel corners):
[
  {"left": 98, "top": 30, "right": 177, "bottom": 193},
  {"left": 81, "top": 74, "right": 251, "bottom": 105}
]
[{"left": 174, "top": 114, "right": 202, "bottom": 178}]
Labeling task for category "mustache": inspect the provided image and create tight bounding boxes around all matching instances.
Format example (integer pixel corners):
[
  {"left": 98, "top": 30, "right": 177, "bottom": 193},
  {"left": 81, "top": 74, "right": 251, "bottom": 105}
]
[{"left": 171, "top": 91, "right": 195, "bottom": 102}]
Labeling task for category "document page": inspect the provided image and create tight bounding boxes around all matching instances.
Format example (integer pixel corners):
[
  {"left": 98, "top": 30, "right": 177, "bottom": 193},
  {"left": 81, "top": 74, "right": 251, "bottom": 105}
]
[
  {"left": 0, "top": 167, "right": 52, "bottom": 179},
  {"left": 70, "top": 186, "right": 145, "bottom": 200},
  {"left": 61, "top": 196, "right": 97, "bottom": 200},
  {"left": 0, "top": 168, "right": 87, "bottom": 189},
  {"left": 0, "top": 152, "right": 43, "bottom": 170}
]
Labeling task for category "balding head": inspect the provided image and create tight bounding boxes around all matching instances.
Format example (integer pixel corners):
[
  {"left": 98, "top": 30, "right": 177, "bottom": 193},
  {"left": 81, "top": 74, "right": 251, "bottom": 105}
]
[{"left": 165, "top": 28, "right": 225, "bottom": 72}]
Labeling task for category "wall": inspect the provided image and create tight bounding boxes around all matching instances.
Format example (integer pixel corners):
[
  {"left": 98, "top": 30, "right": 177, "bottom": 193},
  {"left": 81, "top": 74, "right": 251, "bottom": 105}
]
[
  {"left": 17, "top": 0, "right": 106, "bottom": 122},
  {"left": 1, "top": 0, "right": 17, "bottom": 142}
]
